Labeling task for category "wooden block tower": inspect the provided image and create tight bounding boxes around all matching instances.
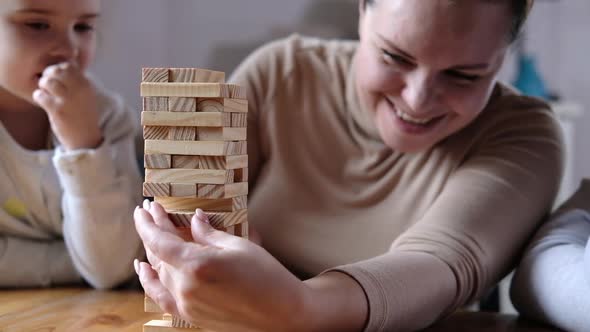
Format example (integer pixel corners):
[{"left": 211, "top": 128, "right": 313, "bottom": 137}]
[{"left": 140, "top": 67, "right": 248, "bottom": 331}]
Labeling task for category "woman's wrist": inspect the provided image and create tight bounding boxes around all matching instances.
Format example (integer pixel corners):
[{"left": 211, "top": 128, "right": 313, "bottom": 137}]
[{"left": 297, "top": 271, "right": 368, "bottom": 332}]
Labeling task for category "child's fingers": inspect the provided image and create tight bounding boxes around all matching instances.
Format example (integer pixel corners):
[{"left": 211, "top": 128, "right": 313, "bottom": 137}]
[
  {"left": 33, "top": 89, "right": 63, "bottom": 113},
  {"left": 39, "top": 76, "right": 68, "bottom": 99}
]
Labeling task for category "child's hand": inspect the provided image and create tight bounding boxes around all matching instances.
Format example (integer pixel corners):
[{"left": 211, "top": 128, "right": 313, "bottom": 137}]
[{"left": 33, "top": 62, "right": 103, "bottom": 150}]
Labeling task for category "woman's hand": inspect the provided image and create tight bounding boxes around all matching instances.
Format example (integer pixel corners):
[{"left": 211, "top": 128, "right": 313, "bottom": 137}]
[
  {"left": 33, "top": 62, "right": 102, "bottom": 150},
  {"left": 133, "top": 202, "right": 309, "bottom": 332}
]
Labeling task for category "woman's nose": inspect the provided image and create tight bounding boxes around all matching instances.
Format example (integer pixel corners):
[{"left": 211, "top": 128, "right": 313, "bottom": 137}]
[{"left": 401, "top": 71, "right": 437, "bottom": 114}]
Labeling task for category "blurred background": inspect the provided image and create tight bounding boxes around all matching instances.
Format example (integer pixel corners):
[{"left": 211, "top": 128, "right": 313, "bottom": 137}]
[
  {"left": 92, "top": 0, "right": 588, "bottom": 314},
  {"left": 92, "top": 0, "right": 588, "bottom": 204}
]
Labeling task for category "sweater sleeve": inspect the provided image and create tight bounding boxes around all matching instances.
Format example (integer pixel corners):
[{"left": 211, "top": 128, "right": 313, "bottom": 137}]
[
  {"left": 330, "top": 104, "right": 564, "bottom": 331},
  {"left": 510, "top": 182, "right": 590, "bottom": 331},
  {"left": 52, "top": 92, "right": 144, "bottom": 289},
  {"left": 0, "top": 235, "right": 82, "bottom": 287}
]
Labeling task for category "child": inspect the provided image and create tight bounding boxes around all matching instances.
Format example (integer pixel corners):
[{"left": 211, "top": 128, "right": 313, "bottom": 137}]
[
  {"left": 0, "top": 0, "right": 142, "bottom": 289},
  {"left": 511, "top": 179, "right": 590, "bottom": 331}
]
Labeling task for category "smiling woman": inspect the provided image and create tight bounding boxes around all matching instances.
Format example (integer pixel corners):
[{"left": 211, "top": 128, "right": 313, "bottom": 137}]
[{"left": 132, "top": 1, "right": 564, "bottom": 331}]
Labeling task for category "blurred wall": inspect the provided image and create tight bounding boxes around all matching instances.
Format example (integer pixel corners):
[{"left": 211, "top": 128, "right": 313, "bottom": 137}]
[{"left": 92, "top": 0, "right": 590, "bottom": 184}]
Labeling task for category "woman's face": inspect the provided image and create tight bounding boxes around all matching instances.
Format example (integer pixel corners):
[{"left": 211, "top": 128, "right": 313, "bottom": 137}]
[{"left": 356, "top": 0, "right": 512, "bottom": 153}]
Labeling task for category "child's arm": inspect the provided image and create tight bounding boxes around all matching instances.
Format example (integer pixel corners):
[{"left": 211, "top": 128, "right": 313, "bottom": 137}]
[
  {"left": 44, "top": 74, "right": 144, "bottom": 289},
  {"left": 511, "top": 209, "right": 590, "bottom": 331},
  {"left": 0, "top": 236, "right": 81, "bottom": 287}
]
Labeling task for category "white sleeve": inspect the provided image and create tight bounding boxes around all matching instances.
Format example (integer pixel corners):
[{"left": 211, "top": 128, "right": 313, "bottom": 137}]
[
  {"left": 511, "top": 209, "right": 590, "bottom": 332},
  {"left": 0, "top": 235, "right": 82, "bottom": 287},
  {"left": 52, "top": 97, "right": 144, "bottom": 289}
]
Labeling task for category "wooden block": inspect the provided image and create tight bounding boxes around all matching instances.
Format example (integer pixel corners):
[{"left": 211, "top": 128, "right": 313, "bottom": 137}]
[
  {"left": 142, "top": 68, "right": 169, "bottom": 82},
  {"left": 234, "top": 221, "right": 249, "bottom": 238},
  {"left": 234, "top": 168, "right": 248, "bottom": 182},
  {"left": 231, "top": 113, "right": 247, "bottom": 127},
  {"left": 155, "top": 196, "right": 247, "bottom": 212},
  {"left": 140, "top": 83, "right": 247, "bottom": 99},
  {"left": 196, "top": 127, "right": 246, "bottom": 141},
  {"left": 197, "top": 182, "right": 248, "bottom": 199},
  {"left": 143, "top": 97, "right": 169, "bottom": 112},
  {"left": 144, "top": 296, "right": 163, "bottom": 313},
  {"left": 201, "top": 154, "right": 248, "bottom": 169},
  {"left": 143, "top": 182, "right": 171, "bottom": 197},
  {"left": 145, "top": 169, "right": 233, "bottom": 185},
  {"left": 196, "top": 98, "right": 248, "bottom": 113},
  {"left": 144, "top": 320, "right": 210, "bottom": 331},
  {"left": 172, "top": 316, "right": 197, "bottom": 329},
  {"left": 168, "top": 126, "right": 196, "bottom": 141},
  {"left": 145, "top": 140, "right": 246, "bottom": 156},
  {"left": 144, "top": 154, "right": 171, "bottom": 169},
  {"left": 171, "top": 155, "right": 248, "bottom": 170},
  {"left": 170, "top": 68, "right": 225, "bottom": 83},
  {"left": 142, "top": 111, "right": 231, "bottom": 127},
  {"left": 143, "top": 126, "right": 169, "bottom": 140},
  {"left": 168, "top": 97, "right": 196, "bottom": 112},
  {"left": 170, "top": 183, "right": 197, "bottom": 197},
  {"left": 168, "top": 209, "right": 247, "bottom": 228},
  {"left": 171, "top": 155, "right": 200, "bottom": 169}
]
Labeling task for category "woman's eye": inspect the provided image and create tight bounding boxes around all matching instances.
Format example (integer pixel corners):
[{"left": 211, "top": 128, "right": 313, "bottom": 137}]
[
  {"left": 25, "top": 22, "right": 49, "bottom": 31},
  {"left": 445, "top": 70, "right": 481, "bottom": 83},
  {"left": 382, "top": 49, "right": 412, "bottom": 67},
  {"left": 74, "top": 23, "right": 94, "bottom": 32}
]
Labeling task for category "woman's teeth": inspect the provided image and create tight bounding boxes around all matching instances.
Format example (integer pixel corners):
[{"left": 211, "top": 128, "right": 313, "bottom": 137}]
[{"left": 395, "top": 109, "right": 436, "bottom": 125}]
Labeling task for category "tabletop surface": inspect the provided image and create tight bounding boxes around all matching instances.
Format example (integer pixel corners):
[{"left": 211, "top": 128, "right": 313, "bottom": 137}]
[{"left": 0, "top": 288, "right": 562, "bottom": 332}]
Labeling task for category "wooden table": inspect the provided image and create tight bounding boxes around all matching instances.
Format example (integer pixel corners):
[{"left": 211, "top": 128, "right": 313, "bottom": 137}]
[
  {"left": 0, "top": 288, "right": 562, "bottom": 332},
  {"left": 0, "top": 288, "right": 160, "bottom": 332}
]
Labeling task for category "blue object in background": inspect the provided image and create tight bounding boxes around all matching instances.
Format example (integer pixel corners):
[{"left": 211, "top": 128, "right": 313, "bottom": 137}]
[{"left": 513, "top": 53, "right": 550, "bottom": 100}]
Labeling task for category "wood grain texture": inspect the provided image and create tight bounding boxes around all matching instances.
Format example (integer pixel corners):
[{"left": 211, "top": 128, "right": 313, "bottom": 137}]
[
  {"left": 145, "top": 169, "right": 234, "bottom": 185},
  {"left": 197, "top": 182, "right": 248, "bottom": 199},
  {"left": 143, "top": 182, "right": 170, "bottom": 197},
  {"left": 143, "top": 97, "right": 169, "bottom": 112},
  {"left": 170, "top": 183, "right": 197, "bottom": 197},
  {"left": 167, "top": 209, "right": 247, "bottom": 228},
  {"left": 155, "top": 196, "right": 247, "bottom": 212},
  {"left": 143, "top": 126, "right": 169, "bottom": 140},
  {"left": 144, "top": 154, "right": 171, "bottom": 169},
  {"left": 140, "top": 83, "right": 246, "bottom": 99},
  {"left": 141, "top": 111, "right": 231, "bottom": 127},
  {"left": 172, "top": 316, "right": 197, "bottom": 329},
  {"left": 168, "top": 97, "right": 196, "bottom": 112},
  {"left": 171, "top": 155, "right": 248, "bottom": 170},
  {"left": 231, "top": 113, "right": 247, "bottom": 127},
  {"left": 144, "top": 319, "right": 211, "bottom": 331},
  {"left": 142, "top": 68, "right": 169, "bottom": 82},
  {"left": 234, "top": 168, "right": 249, "bottom": 182},
  {"left": 196, "top": 127, "right": 246, "bottom": 141},
  {"left": 196, "top": 98, "right": 248, "bottom": 113},
  {"left": 170, "top": 68, "right": 225, "bottom": 83},
  {"left": 0, "top": 289, "right": 161, "bottom": 332},
  {"left": 168, "top": 126, "right": 196, "bottom": 141},
  {"left": 145, "top": 140, "right": 246, "bottom": 156}
]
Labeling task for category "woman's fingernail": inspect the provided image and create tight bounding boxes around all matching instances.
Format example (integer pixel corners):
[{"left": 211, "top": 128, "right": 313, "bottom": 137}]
[
  {"left": 195, "top": 209, "right": 209, "bottom": 223},
  {"left": 133, "top": 259, "right": 140, "bottom": 274},
  {"left": 135, "top": 205, "right": 140, "bottom": 212},
  {"left": 143, "top": 199, "right": 151, "bottom": 211}
]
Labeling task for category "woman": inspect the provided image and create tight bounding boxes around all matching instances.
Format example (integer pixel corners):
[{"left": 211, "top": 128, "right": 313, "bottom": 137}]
[{"left": 134, "top": 0, "right": 563, "bottom": 331}]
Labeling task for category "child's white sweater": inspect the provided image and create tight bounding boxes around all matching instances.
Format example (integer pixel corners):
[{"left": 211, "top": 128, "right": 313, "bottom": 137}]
[
  {"left": 0, "top": 84, "right": 143, "bottom": 289},
  {"left": 511, "top": 179, "right": 590, "bottom": 331}
]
